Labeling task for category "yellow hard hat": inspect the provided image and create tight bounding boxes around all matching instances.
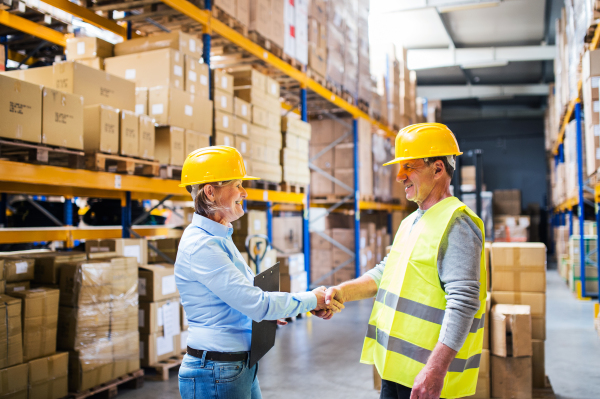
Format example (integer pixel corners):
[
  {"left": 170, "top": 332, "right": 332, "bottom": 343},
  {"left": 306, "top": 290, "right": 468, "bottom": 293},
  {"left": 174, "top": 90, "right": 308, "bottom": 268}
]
[
  {"left": 179, "top": 146, "right": 259, "bottom": 187},
  {"left": 383, "top": 123, "right": 462, "bottom": 166}
]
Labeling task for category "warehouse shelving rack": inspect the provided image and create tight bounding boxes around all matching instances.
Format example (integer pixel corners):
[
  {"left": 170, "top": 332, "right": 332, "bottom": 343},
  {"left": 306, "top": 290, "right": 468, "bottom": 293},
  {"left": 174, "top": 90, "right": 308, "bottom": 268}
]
[
  {"left": 0, "top": 0, "right": 408, "bottom": 287},
  {"left": 551, "top": 27, "right": 600, "bottom": 301}
]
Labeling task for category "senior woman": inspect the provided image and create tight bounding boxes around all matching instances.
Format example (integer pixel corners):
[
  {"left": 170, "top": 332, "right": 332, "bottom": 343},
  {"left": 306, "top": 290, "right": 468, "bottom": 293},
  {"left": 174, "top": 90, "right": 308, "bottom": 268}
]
[{"left": 175, "top": 146, "right": 342, "bottom": 399}]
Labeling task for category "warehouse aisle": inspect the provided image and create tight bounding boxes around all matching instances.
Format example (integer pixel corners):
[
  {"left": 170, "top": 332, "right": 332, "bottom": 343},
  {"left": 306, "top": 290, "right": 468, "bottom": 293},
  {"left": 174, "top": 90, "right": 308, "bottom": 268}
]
[{"left": 546, "top": 271, "right": 600, "bottom": 399}]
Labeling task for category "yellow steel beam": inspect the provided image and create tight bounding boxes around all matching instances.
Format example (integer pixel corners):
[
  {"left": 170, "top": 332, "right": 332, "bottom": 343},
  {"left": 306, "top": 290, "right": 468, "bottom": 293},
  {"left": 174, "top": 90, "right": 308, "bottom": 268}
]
[
  {"left": 7, "top": 50, "right": 37, "bottom": 65},
  {"left": 41, "top": 0, "right": 139, "bottom": 39},
  {"left": 245, "top": 188, "right": 304, "bottom": 204},
  {"left": 159, "top": 0, "right": 395, "bottom": 137},
  {"left": 359, "top": 201, "right": 408, "bottom": 212},
  {"left": 0, "top": 10, "right": 67, "bottom": 47},
  {"left": 554, "top": 196, "right": 578, "bottom": 213},
  {"left": 595, "top": 183, "right": 600, "bottom": 203},
  {"left": 0, "top": 226, "right": 177, "bottom": 244},
  {"left": 591, "top": 23, "right": 600, "bottom": 51}
]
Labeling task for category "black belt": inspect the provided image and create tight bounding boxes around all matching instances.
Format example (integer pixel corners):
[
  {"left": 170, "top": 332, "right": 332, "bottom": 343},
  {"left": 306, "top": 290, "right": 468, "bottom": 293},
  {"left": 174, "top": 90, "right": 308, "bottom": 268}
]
[{"left": 187, "top": 346, "right": 248, "bottom": 362}]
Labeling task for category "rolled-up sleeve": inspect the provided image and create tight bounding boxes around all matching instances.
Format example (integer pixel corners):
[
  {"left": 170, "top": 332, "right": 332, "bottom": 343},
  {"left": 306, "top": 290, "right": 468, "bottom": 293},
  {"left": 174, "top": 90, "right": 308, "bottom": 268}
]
[
  {"left": 364, "top": 255, "right": 387, "bottom": 287},
  {"left": 188, "top": 237, "right": 316, "bottom": 321}
]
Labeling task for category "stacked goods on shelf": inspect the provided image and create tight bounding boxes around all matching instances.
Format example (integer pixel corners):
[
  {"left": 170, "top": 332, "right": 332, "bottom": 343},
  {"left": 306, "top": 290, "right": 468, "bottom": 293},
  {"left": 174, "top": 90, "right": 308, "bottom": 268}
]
[
  {"left": 232, "top": 210, "right": 276, "bottom": 274},
  {"left": 147, "top": 238, "right": 180, "bottom": 264},
  {"left": 1, "top": 257, "right": 34, "bottom": 294},
  {"left": 214, "top": 0, "right": 250, "bottom": 27},
  {"left": 23, "top": 252, "right": 87, "bottom": 289},
  {"left": 544, "top": 84, "right": 557, "bottom": 151},
  {"left": 0, "top": 44, "right": 4, "bottom": 72},
  {"left": 357, "top": 0, "right": 371, "bottom": 105},
  {"left": 281, "top": 116, "right": 311, "bottom": 186},
  {"left": 583, "top": 49, "right": 600, "bottom": 176},
  {"left": 555, "top": 224, "right": 570, "bottom": 278},
  {"left": 213, "top": 69, "right": 237, "bottom": 148},
  {"left": 138, "top": 264, "right": 183, "bottom": 365},
  {"left": 324, "top": 0, "right": 344, "bottom": 89},
  {"left": 490, "top": 304, "right": 533, "bottom": 398},
  {"left": 307, "top": 1, "right": 327, "bottom": 79},
  {"left": 232, "top": 68, "right": 283, "bottom": 183},
  {"left": 342, "top": 0, "right": 358, "bottom": 97},
  {"left": 493, "top": 189, "right": 529, "bottom": 242},
  {"left": 278, "top": 253, "right": 307, "bottom": 293},
  {"left": 491, "top": 242, "right": 547, "bottom": 390},
  {"left": 563, "top": 120, "right": 584, "bottom": 201},
  {"left": 309, "top": 117, "right": 373, "bottom": 199},
  {"left": 66, "top": 36, "right": 114, "bottom": 70},
  {"left": 567, "top": 235, "right": 599, "bottom": 296},
  {"left": 272, "top": 215, "right": 303, "bottom": 255},
  {"left": 103, "top": 32, "right": 212, "bottom": 165},
  {"left": 233, "top": 95, "right": 252, "bottom": 170}
]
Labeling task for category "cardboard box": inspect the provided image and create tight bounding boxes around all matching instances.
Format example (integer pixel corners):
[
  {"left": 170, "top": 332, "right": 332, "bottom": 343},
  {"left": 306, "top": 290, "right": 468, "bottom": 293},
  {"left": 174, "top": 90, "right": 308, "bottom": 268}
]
[
  {"left": 66, "top": 37, "right": 113, "bottom": 60},
  {"left": 58, "top": 261, "right": 112, "bottom": 307},
  {"left": 155, "top": 126, "right": 185, "bottom": 166},
  {"left": 147, "top": 237, "right": 179, "bottom": 264},
  {"left": 28, "top": 352, "right": 68, "bottom": 399},
  {"left": 74, "top": 57, "right": 105, "bottom": 71},
  {"left": 491, "top": 304, "right": 532, "bottom": 358},
  {"left": 57, "top": 303, "right": 110, "bottom": 350},
  {"left": 68, "top": 345, "right": 113, "bottom": 392},
  {"left": 135, "top": 87, "right": 148, "bottom": 115},
  {"left": 234, "top": 117, "right": 250, "bottom": 137},
  {"left": 0, "top": 294, "right": 23, "bottom": 368},
  {"left": 5, "top": 281, "right": 29, "bottom": 294},
  {"left": 272, "top": 216, "right": 303, "bottom": 254},
  {"left": 42, "top": 87, "right": 84, "bottom": 150},
  {"left": 215, "top": 110, "right": 234, "bottom": 133},
  {"left": 112, "top": 331, "right": 140, "bottom": 379},
  {"left": 0, "top": 74, "right": 43, "bottom": 143},
  {"left": 118, "top": 110, "right": 139, "bottom": 157},
  {"left": 85, "top": 238, "right": 148, "bottom": 266},
  {"left": 236, "top": 0, "right": 250, "bottom": 26},
  {"left": 334, "top": 169, "right": 354, "bottom": 195},
  {"left": 1, "top": 257, "right": 33, "bottom": 282},
  {"left": 149, "top": 86, "right": 213, "bottom": 133},
  {"left": 184, "top": 130, "right": 210, "bottom": 158},
  {"left": 140, "top": 331, "right": 180, "bottom": 367},
  {"left": 0, "top": 363, "right": 28, "bottom": 398},
  {"left": 309, "top": 45, "right": 327, "bottom": 77},
  {"left": 234, "top": 97, "right": 251, "bottom": 121},
  {"left": 281, "top": 271, "right": 308, "bottom": 293},
  {"left": 139, "top": 114, "right": 155, "bottom": 159},
  {"left": 105, "top": 48, "right": 184, "bottom": 90},
  {"left": 265, "top": 76, "right": 280, "bottom": 98},
  {"left": 214, "top": 88, "right": 234, "bottom": 114},
  {"left": 114, "top": 31, "right": 202, "bottom": 59},
  {"left": 490, "top": 243, "right": 546, "bottom": 293},
  {"left": 234, "top": 135, "right": 250, "bottom": 156},
  {"left": 249, "top": 0, "right": 271, "bottom": 39},
  {"left": 83, "top": 105, "right": 119, "bottom": 154},
  {"left": 139, "top": 297, "right": 181, "bottom": 334},
  {"left": 277, "top": 253, "right": 305, "bottom": 275},
  {"left": 23, "top": 252, "right": 85, "bottom": 286},
  {"left": 214, "top": 69, "right": 234, "bottom": 94},
  {"left": 215, "top": 130, "right": 235, "bottom": 147},
  {"left": 138, "top": 264, "right": 179, "bottom": 302},
  {"left": 231, "top": 68, "right": 266, "bottom": 92},
  {"left": 491, "top": 291, "right": 545, "bottom": 340},
  {"left": 491, "top": 355, "right": 532, "bottom": 399},
  {"left": 185, "top": 56, "right": 209, "bottom": 98}
]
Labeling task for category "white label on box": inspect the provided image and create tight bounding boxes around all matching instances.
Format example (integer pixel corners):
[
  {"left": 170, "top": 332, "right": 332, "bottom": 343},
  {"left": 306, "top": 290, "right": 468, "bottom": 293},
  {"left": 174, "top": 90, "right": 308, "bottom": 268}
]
[
  {"left": 254, "top": 219, "right": 261, "bottom": 231},
  {"left": 180, "top": 330, "right": 188, "bottom": 350},
  {"left": 595, "top": 101, "right": 600, "bottom": 113},
  {"left": 360, "top": 237, "right": 366, "bottom": 249},
  {"left": 152, "top": 104, "right": 164, "bottom": 115},
  {"left": 223, "top": 115, "right": 229, "bottom": 128},
  {"left": 157, "top": 307, "right": 164, "bottom": 326},
  {"left": 241, "top": 104, "right": 247, "bottom": 116},
  {"left": 594, "top": 125, "right": 600, "bottom": 136},
  {"left": 13, "top": 286, "right": 25, "bottom": 292},
  {"left": 361, "top": 254, "right": 367, "bottom": 267},
  {"left": 135, "top": 104, "right": 144, "bottom": 115},
  {"left": 592, "top": 77, "right": 600, "bottom": 88},
  {"left": 162, "top": 302, "right": 181, "bottom": 338},
  {"left": 124, "top": 244, "right": 141, "bottom": 263},
  {"left": 189, "top": 39, "right": 196, "bottom": 52},
  {"left": 224, "top": 136, "right": 231, "bottom": 146},
  {"left": 221, "top": 76, "right": 228, "bottom": 89},
  {"left": 200, "top": 75, "right": 208, "bottom": 86},
  {"left": 241, "top": 141, "right": 247, "bottom": 153},
  {"left": 139, "top": 309, "right": 145, "bottom": 328},
  {"left": 77, "top": 41, "right": 85, "bottom": 55},
  {"left": 162, "top": 275, "right": 177, "bottom": 295},
  {"left": 271, "top": 83, "right": 277, "bottom": 95},
  {"left": 221, "top": 96, "right": 227, "bottom": 108},
  {"left": 189, "top": 71, "right": 197, "bottom": 82},
  {"left": 263, "top": 191, "right": 268, "bottom": 201},
  {"left": 156, "top": 335, "right": 173, "bottom": 356},
  {"left": 114, "top": 175, "right": 121, "bottom": 189},
  {"left": 596, "top": 148, "right": 600, "bottom": 160},
  {"left": 174, "top": 65, "right": 183, "bottom": 77},
  {"left": 242, "top": 123, "right": 248, "bottom": 135},
  {"left": 138, "top": 277, "right": 147, "bottom": 296},
  {"left": 185, "top": 105, "right": 193, "bottom": 116},
  {"left": 125, "top": 69, "right": 136, "bottom": 80},
  {"left": 15, "top": 261, "right": 28, "bottom": 274}
]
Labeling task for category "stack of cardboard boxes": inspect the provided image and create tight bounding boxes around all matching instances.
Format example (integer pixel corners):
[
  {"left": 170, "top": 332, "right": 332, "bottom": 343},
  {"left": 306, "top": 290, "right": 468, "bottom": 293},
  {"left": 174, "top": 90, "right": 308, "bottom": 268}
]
[
  {"left": 279, "top": 253, "right": 307, "bottom": 293},
  {"left": 66, "top": 36, "right": 114, "bottom": 70},
  {"left": 567, "top": 235, "right": 599, "bottom": 296},
  {"left": 232, "top": 68, "right": 283, "bottom": 183},
  {"left": 213, "top": 69, "right": 239, "bottom": 150},
  {"left": 490, "top": 242, "right": 547, "bottom": 394},
  {"left": 103, "top": 32, "right": 212, "bottom": 166},
  {"left": 232, "top": 210, "right": 278, "bottom": 274},
  {"left": 281, "top": 116, "right": 311, "bottom": 186},
  {"left": 307, "top": 0, "right": 327, "bottom": 79},
  {"left": 1, "top": 257, "right": 34, "bottom": 294},
  {"left": 214, "top": 0, "right": 250, "bottom": 28},
  {"left": 492, "top": 189, "right": 530, "bottom": 242},
  {"left": 583, "top": 49, "right": 600, "bottom": 178},
  {"left": 357, "top": 0, "right": 371, "bottom": 104}
]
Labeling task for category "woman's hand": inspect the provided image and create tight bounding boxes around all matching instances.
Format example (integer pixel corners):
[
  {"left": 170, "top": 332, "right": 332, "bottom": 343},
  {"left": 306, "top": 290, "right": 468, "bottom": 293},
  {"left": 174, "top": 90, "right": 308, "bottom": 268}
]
[
  {"left": 312, "top": 286, "right": 345, "bottom": 314},
  {"left": 277, "top": 319, "right": 288, "bottom": 326}
]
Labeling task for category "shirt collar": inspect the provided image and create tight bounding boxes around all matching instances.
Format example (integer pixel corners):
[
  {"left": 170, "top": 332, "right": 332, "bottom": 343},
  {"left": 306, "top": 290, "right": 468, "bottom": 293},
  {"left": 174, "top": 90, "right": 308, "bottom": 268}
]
[{"left": 192, "top": 213, "right": 233, "bottom": 238}]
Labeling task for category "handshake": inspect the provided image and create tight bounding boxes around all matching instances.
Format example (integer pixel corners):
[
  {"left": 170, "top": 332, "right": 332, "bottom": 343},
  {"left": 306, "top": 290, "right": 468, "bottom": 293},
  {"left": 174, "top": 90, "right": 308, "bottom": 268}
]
[{"left": 310, "top": 286, "right": 345, "bottom": 320}]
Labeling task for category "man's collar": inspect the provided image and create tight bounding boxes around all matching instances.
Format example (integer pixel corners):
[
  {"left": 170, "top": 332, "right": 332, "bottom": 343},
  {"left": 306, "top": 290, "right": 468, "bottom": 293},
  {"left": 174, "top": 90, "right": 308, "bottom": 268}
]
[{"left": 192, "top": 213, "right": 233, "bottom": 237}]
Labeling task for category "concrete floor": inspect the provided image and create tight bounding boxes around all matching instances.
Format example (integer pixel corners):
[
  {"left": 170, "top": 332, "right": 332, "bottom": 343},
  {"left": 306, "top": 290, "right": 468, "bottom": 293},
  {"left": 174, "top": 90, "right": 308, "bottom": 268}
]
[{"left": 119, "top": 270, "right": 600, "bottom": 399}]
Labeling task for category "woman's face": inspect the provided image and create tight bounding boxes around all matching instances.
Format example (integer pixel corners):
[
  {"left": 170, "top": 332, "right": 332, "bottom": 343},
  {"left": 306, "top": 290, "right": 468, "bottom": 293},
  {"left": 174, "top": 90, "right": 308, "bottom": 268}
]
[{"left": 215, "top": 180, "right": 247, "bottom": 224}]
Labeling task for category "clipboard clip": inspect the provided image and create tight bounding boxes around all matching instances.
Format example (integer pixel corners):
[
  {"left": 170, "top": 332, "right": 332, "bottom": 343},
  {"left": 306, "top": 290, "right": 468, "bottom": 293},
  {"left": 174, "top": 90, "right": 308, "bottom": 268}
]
[{"left": 245, "top": 234, "right": 272, "bottom": 273}]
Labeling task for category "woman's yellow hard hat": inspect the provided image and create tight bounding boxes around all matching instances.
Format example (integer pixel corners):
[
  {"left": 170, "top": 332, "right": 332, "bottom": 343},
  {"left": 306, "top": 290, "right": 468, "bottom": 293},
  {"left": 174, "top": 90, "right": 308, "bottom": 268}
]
[
  {"left": 179, "top": 146, "right": 259, "bottom": 187},
  {"left": 383, "top": 123, "right": 462, "bottom": 166}
]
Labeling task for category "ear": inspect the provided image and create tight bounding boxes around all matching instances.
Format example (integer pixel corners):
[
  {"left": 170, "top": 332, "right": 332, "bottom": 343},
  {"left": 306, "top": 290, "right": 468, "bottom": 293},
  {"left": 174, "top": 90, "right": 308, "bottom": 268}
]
[
  {"left": 203, "top": 184, "right": 215, "bottom": 200},
  {"left": 434, "top": 160, "right": 445, "bottom": 178}
]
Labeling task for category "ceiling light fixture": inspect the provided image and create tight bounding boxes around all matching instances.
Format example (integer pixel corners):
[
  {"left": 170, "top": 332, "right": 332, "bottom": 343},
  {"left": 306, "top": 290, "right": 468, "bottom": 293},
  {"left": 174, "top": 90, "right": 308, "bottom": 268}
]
[
  {"left": 438, "top": 0, "right": 501, "bottom": 13},
  {"left": 461, "top": 60, "right": 509, "bottom": 69}
]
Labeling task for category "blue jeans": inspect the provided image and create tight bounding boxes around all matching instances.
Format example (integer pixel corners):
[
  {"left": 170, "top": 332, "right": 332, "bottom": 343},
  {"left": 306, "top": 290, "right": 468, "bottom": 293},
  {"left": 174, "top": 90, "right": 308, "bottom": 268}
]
[{"left": 178, "top": 353, "right": 262, "bottom": 399}]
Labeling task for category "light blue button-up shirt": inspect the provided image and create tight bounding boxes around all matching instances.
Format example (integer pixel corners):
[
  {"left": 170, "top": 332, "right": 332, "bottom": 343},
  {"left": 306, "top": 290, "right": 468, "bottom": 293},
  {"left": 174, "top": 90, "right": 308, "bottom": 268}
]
[{"left": 175, "top": 213, "right": 317, "bottom": 352}]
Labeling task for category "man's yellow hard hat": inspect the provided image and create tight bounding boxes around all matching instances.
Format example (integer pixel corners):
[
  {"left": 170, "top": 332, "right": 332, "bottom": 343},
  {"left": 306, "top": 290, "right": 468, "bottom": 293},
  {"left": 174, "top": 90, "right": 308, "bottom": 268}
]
[
  {"left": 383, "top": 123, "right": 462, "bottom": 166},
  {"left": 179, "top": 146, "right": 259, "bottom": 187}
]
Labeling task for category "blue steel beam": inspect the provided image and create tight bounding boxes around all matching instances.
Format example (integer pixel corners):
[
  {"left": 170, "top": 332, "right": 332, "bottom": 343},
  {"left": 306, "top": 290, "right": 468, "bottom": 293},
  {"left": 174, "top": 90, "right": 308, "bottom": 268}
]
[
  {"left": 575, "top": 102, "right": 587, "bottom": 297},
  {"left": 122, "top": 191, "right": 132, "bottom": 238},
  {"left": 353, "top": 118, "right": 360, "bottom": 278},
  {"left": 300, "top": 87, "right": 310, "bottom": 288},
  {"left": 266, "top": 201, "right": 273, "bottom": 244},
  {"left": 203, "top": 0, "right": 212, "bottom": 100}
]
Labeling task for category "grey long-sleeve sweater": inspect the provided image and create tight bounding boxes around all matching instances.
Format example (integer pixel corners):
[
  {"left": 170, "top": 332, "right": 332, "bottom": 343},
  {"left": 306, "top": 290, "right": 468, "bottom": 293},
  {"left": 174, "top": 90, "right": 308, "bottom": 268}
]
[{"left": 364, "top": 208, "right": 483, "bottom": 352}]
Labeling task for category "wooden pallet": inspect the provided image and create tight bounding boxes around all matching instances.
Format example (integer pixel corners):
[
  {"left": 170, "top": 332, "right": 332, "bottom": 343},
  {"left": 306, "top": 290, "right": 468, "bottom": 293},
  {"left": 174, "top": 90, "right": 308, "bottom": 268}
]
[
  {"left": 248, "top": 180, "right": 281, "bottom": 191},
  {"left": 86, "top": 153, "right": 160, "bottom": 176},
  {"left": 0, "top": 138, "right": 85, "bottom": 168},
  {"left": 212, "top": 5, "right": 248, "bottom": 37},
  {"left": 306, "top": 68, "right": 326, "bottom": 87},
  {"left": 358, "top": 99, "right": 370, "bottom": 113},
  {"left": 311, "top": 195, "right": 354, "bottom": 204},
  {"left": 159, "top": 164, "right": 183, "bottom": 180},
  {"left": 532, "top": 376, "right": 557, "bottom": 399},
  {"left": 280, "top": 182, "right": 307, "bottom": 194},
  {"left": 281, "top": 53, "right": 303, "bottom": 72},
  {"left": 248, "top": 31, "right": 283, "bottom": 59},
  {"left": 144, "top": 354, "right": 185, "bottom": 381},
  {"left": 68, "top": 369, "right": 144, "bottom": 399}
]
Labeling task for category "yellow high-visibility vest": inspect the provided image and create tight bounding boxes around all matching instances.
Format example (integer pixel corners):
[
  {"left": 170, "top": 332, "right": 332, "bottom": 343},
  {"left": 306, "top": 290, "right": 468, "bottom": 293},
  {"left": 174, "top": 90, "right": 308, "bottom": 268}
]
[{"left": 360, "top": 197, "right": 486, "bottom": 399}]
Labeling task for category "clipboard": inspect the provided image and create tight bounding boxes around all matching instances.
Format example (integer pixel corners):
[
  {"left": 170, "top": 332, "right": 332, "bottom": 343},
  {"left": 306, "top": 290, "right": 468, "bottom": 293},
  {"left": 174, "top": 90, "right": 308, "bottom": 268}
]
[{"left": 249, "top": 261, "right": 280, "bottom": 368}]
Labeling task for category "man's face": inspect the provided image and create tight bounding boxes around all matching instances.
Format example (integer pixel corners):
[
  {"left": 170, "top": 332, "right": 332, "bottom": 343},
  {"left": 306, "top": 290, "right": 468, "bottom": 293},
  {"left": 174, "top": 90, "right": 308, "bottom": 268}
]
[{"left": 396, "top": 159, "right": 437, "bottom": 204}]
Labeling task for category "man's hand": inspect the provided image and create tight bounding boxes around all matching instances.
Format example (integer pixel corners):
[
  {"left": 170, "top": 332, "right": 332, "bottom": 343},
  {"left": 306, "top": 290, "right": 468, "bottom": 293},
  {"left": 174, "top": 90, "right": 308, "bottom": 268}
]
[
  {"left": 312, "top": 286, "right": 344, "bottom": 314},
  {"left": 410, "top": 365, "right": 445, "bottom": 399},
  {"left": 311, "top": 286, "right": 346, "bottom": 320}
]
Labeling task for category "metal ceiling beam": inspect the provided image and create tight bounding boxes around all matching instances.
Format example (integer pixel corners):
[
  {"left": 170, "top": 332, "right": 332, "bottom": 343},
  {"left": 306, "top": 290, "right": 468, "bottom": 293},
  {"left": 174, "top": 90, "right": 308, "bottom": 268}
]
[
  {"left": 408, "top": 45, "right": 556, "bottom": 70},
  {"left": 381, "top": 0, "right": 501, "bottom": 13},
  {"left": 0, "top": 10, "right": 67, "bottom": 46},
  {"left": 41, "top": 0, "right": 140, "bottom": 39},
  {"left": 417, "top": 84, "right": 550, "bottom": 100}
]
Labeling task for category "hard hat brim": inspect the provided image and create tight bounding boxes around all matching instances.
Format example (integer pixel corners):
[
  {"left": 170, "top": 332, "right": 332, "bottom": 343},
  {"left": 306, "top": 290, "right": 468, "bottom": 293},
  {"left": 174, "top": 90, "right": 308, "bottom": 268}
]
[
  {"left": 178, "top": 175, "right": 260, "bottom": 187},
  {"left": 382, "top": 152, "right": 463, "bottom": 167}
]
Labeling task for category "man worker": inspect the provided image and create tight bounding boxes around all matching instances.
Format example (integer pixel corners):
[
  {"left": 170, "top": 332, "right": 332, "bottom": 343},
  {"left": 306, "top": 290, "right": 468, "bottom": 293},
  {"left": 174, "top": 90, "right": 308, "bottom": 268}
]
[{"left": 316, "top": 123, "right": 486, "bottom": 399}]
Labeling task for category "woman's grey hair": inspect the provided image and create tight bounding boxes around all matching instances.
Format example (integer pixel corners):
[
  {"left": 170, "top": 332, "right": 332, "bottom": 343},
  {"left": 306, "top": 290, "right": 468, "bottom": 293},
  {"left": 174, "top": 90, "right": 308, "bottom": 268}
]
[{"left": 186, "top": 180, "right": 239, "bottom": 217}]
